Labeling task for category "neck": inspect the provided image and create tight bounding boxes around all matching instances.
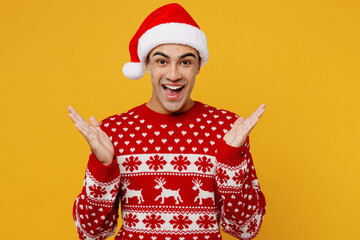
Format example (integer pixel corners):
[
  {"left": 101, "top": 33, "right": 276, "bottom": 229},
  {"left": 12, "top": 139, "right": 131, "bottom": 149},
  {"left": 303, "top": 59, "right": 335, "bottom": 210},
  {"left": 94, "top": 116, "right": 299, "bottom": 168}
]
[
  {"left": 138, "top": 100, "right": 203, "bottom": 124},
  {"left": 146, "top": 99, "right": 195, "bottom": 115}
]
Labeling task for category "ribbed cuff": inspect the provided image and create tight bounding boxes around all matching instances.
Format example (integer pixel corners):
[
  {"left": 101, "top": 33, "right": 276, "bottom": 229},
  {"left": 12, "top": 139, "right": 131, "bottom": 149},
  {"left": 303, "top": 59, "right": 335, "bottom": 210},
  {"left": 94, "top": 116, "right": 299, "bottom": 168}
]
[
  {"left": 87, "top": 152, "right": 120, "bottom": 182},
  {"left": 216, "top": 137, "right": 249, "bottom": 166}
]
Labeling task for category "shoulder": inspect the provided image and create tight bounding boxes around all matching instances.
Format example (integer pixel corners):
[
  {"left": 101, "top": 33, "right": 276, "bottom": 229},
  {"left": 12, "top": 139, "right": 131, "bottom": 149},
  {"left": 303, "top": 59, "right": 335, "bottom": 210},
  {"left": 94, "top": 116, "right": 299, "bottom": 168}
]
[
  {"left": 199, "top": 102, "right": 239, "bottom": 121},
  {"left": 200, "top": 102, "right": 252, "bottom": 147},
  {"left": 98, "top": 103, "right": 146, "bottom": 130},
  {"left": 196, "top": 102, "right": 240, "bottom": 133}
]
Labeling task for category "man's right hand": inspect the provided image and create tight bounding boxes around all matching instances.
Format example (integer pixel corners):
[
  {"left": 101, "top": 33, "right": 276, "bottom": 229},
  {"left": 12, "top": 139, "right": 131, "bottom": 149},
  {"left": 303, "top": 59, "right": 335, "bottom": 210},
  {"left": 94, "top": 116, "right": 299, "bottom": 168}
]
[{"left": 68, "top": 106, "right": 115, "bottom": 166}]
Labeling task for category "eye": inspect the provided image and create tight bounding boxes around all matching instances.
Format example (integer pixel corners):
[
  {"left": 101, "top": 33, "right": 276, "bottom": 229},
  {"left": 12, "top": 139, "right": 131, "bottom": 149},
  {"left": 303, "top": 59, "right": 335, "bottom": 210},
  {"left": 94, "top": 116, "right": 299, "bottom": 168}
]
[
  {"left": 181, "top": 60, "right": 191, "bottom": 65},
  {"left": 157, "top": 59, "right": 167, "bottom": 64}
]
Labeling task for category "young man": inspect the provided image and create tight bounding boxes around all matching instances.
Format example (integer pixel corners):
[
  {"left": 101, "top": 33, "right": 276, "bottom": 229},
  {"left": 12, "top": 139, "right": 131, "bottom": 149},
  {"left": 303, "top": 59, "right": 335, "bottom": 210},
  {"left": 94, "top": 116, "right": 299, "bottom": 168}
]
[{"left": 69, "top": 3, "right": 266, "bottom": 240}]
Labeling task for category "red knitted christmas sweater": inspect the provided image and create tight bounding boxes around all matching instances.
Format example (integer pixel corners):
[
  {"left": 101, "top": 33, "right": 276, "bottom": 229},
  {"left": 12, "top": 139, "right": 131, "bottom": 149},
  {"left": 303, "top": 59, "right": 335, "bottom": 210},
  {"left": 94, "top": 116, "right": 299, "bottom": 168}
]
[{"left": 73, "top": 101, "right": 266, "bottom": 240}]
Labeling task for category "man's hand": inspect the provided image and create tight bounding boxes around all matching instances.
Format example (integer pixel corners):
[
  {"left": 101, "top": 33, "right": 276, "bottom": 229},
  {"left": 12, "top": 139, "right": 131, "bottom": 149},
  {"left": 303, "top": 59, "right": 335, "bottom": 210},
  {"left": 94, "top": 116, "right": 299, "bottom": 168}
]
[
  {"left": 223, "top": 104, "right": 266, "bottom": 148},
  {"left": 68, "top": 106, "right": 115, "bottom": 166}
]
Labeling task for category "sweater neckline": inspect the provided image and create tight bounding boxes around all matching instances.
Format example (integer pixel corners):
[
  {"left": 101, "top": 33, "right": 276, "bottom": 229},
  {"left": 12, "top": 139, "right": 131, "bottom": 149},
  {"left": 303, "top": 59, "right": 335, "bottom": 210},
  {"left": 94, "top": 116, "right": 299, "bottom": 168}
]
[{"left": 135, "top": 101, "right": 204, "bottom": 124}]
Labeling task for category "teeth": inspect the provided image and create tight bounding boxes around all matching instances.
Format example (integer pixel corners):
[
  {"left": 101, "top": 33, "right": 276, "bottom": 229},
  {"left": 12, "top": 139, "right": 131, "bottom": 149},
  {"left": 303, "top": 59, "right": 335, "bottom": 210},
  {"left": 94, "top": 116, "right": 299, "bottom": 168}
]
[{"left": 165, "top": 85, "right": 183, "bottom": 90}]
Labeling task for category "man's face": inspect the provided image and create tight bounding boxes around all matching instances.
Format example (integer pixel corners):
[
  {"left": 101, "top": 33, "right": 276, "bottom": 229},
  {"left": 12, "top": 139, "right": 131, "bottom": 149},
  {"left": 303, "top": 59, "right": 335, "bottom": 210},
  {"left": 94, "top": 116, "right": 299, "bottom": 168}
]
[{"left": 145, "top": 44, "right": 201, "bottom": 114}]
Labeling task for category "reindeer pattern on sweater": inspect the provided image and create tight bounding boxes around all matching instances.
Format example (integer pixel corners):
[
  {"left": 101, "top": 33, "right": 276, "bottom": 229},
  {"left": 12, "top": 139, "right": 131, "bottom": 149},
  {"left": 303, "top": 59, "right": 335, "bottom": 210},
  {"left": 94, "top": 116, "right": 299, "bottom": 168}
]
[{"left": 73, "top": 101, "right": 266, "bottom": 240}]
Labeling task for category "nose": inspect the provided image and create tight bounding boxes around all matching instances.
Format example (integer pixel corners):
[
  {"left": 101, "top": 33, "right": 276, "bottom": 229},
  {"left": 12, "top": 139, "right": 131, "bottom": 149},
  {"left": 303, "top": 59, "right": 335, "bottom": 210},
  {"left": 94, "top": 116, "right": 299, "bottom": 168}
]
[{"left": 166, "top": 64, "right": 182, "bottom": 81}]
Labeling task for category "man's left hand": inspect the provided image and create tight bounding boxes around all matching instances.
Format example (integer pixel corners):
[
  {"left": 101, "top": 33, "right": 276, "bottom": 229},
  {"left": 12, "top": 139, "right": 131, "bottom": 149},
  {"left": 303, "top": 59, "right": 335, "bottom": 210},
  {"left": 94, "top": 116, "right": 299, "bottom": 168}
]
[{"left": 223, "top": 104, "right": 266, "bottom": 148}]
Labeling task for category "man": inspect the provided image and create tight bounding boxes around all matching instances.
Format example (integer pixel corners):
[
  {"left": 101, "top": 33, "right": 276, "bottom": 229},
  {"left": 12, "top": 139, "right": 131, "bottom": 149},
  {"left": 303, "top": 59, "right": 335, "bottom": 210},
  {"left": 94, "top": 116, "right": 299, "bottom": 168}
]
[{"left": 69, "top": 3, "right": 266, "bottom": 240}]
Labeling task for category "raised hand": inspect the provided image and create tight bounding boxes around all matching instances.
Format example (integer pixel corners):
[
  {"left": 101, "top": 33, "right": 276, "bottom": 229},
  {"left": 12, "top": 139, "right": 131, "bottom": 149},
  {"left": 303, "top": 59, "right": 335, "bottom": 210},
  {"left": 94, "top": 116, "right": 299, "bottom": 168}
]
[
  {"left": 68, "top": 106, "right": 114, "bottom": 166},
  {"left": 223, "top": 104, "right": 266, "bottom": 148}
]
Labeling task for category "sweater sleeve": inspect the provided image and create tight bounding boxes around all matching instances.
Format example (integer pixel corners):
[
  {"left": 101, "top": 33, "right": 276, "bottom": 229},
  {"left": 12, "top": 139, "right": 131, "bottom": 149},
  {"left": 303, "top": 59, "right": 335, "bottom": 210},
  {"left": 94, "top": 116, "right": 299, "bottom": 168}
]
[
  {"left": 215, "top": 136, "right": 266, "bottom": 240},
  {"left": 72, "top": 121, "right": 122, "bottom": 240}
]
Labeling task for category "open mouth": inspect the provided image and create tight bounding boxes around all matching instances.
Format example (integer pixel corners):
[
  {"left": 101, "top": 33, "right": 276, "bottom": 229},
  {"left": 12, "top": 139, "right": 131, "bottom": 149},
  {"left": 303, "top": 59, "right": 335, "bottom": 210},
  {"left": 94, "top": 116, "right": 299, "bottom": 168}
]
[{"left": 163, "top": 85, "right": 184, "bottom": 99}]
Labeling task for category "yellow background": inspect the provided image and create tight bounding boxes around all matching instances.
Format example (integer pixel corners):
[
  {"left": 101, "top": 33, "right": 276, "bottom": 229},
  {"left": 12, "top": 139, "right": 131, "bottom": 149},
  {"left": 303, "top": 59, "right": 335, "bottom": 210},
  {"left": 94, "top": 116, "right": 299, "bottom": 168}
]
[{"left": 1, "top": 0, "right": 359, "bottom": 239}]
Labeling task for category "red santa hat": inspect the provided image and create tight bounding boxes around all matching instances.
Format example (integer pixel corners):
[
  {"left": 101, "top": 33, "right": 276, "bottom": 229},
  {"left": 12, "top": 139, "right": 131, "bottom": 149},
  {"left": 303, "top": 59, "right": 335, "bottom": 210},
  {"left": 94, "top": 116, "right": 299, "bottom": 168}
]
[{"left": 122, "top": 3, "right": 209, "bottom": 80}]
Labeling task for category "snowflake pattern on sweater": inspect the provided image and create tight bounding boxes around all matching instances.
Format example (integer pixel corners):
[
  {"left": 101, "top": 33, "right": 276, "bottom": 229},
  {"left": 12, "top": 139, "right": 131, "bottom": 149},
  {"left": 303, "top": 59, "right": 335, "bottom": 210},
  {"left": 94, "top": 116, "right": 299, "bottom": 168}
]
[{"left": 73, "top": 101, "right": 266, "bottom": 240}]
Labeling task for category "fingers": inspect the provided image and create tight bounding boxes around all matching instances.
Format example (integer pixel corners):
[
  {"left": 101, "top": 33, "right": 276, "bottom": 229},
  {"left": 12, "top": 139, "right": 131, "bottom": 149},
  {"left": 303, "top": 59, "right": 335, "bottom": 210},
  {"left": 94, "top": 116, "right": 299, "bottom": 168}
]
[
  {"left": 67, "top": 106, "right": 78, "bottom": 124},
  {"left": 256, "top": 103, "right": 266, "bottom": 118},
  {"left": 68, "top": 106, "right": 89, "bottom": 127},
  {"left": 68, "top": 106, "right": 82, "bottom": 124},
  {"left": 74, "top": 122, "right": 88, "bottom": 136},
  {"left": 232, "top": 116, "right": 245, "bottom": 129},
  {"left": 248, "top": 104, "right": 266, "bottom": 121},
  {"left": 89, "top": 116, "right": 100, "bottom": 128},
  {"left": 236, "top": 104, "right": 266, "bottom": 133},
  {"left": 68, "top": 106, "right": 97, "bottom": 139},
  {"left": 74, "top": 120, "right": 101, "bottom": 147},
  {"left": 68, "top": 106, "right": 96, "bottom": 131}
]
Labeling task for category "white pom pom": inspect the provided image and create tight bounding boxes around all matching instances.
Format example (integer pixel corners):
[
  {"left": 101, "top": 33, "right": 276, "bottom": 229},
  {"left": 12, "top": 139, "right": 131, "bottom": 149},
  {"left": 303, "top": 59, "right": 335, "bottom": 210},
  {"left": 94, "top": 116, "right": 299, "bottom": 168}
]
[{"left": 122, "top": 62, "right": 145, "bottom": 80}]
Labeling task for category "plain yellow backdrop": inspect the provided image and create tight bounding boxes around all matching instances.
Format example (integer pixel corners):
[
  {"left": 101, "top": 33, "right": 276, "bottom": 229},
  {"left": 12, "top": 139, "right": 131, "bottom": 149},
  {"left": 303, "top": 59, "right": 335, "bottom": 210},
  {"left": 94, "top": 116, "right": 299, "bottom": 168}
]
[{"left": 1, "top": 0, "right": 359, "bottom": 239}]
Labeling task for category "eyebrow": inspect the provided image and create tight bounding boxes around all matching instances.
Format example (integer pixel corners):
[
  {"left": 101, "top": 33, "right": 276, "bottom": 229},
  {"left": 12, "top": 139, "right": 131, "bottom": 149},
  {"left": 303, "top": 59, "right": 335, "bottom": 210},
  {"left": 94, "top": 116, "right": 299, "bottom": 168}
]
[
  {"left": 152, "top": 52, "right": 197, "bottom": 60},
  {"left": 152, "top": 52, "right": 170, "bottom": 59},
  {"left": 179, "top": 53, "right": 197, "bottom": 60}
]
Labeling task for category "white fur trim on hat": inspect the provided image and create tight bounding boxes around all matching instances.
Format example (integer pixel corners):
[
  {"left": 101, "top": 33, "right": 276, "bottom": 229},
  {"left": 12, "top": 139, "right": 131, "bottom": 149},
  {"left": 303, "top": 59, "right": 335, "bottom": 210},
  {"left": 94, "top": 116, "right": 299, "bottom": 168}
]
[
  {"left": 122, "top": 62, "right": 146, "bottom": 80},
  {"left": 138, "top": 22, "right": 209, "bottom": 67}
]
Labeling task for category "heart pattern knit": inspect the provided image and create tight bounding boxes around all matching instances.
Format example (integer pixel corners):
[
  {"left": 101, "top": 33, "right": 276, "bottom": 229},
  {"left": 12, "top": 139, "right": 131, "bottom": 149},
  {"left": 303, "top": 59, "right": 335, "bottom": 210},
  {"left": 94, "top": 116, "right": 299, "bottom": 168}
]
[{"left": 73, "top": 101, "right": 266, "bottom": 240}]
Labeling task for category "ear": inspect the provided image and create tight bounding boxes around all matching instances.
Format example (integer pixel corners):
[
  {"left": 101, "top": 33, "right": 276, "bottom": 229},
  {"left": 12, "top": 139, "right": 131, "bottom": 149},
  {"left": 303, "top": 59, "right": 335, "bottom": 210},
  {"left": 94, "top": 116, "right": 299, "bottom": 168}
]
[
  {"left": 196, "top": 55, "right": 201, "bottom": 75},
  {"left": 145, "top": 59, "right": 151, "bottom": 74},
  {"left": 196, "top": 59, "right": 201, "bottom": 75}
]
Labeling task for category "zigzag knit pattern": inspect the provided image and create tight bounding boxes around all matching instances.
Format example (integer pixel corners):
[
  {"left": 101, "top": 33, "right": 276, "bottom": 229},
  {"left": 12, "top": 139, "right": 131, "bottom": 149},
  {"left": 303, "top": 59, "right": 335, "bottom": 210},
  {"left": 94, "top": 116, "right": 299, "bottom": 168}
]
[{"left": 73, "top": 101, "right": 266, "bottom": 240}]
